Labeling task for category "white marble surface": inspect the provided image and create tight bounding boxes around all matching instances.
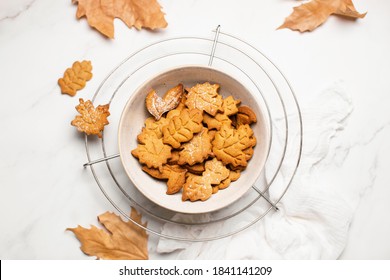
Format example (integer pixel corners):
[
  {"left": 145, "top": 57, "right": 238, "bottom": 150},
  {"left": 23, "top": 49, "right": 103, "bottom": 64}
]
[{"left": 0, "top": 0, "right": 389, "bottom": 259}]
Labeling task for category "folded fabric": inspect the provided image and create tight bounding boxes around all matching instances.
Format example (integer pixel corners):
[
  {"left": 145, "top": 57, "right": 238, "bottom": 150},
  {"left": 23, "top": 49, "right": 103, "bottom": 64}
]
[{"left": 151, "top": 82, "right": 367, "bottom": 259}]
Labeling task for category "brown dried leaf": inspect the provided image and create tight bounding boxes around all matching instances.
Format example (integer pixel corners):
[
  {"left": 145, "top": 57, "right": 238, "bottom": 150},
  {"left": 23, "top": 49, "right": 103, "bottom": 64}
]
[
  {"left": 278, "top": 0, "right": 366, "bottom": 32},
  {"left": 58, "top": 60, "right": 92, "bottom": 96},
  {"left": 67, "top": 208, "right": 148, "bottom": 260},
  {"left": 146, "top": 84, "right": 183, "bottom": 120},
  {"left": 71, "top": 98, "right": 110, "bottom": 138},
  {"left": 72, "top": 0, "right": 167, "bottom": 39}
]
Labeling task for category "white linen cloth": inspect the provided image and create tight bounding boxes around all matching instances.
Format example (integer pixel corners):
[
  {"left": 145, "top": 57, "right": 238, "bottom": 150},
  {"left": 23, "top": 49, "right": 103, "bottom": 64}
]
[{"left": 151, "top": 82, "right": 367, "bottom": 259}]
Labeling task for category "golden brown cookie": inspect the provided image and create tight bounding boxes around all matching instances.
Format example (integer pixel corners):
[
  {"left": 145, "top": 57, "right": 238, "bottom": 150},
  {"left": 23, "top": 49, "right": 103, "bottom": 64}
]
[
  {"left": 71, "top": 98, "right": 109, "bottom": 138},
  {"left": 182, "top": 174, "right": 213, "bottom": 202},
  {"left": 203, "top": 113, "right": 232, "bottom": 130},
  {"left": 162, "top": 108, "right": 203, "bottom": 148},
  {"left": 177, "top": 128, "right": 212, "bottom": 166},
  {"left": 137, "top": 116, "right": 169, "bottom": 143},
  {"left": 132, "top": 133, "right": 172, "bottom": 172},
  {"left": 203, "top": 158, "right": 230, "bottom": 185},
  {"left": 59, "top": 61, "right": 92, "bottom": 96},
  {"left": 146, "top": 84, "right": 183, "bottom": 120},
  {"left": 221, "top": 96, "right": 241, "bottom": 116},
  {"left": 236, "top": 105, "right": 257, "bottom": 125},
  {"left": 142, "top": 164, "right": 187, "bottom": 194},
  {"left": 208, "top": 130, "right": 217, "bottom": 141},
  {"left": 168, "top": 150, "right": 180, "bottom": 164},
  {"left": 184, "top": 163, "right": 206, "bottom": 175},
  {"left": 212, "top": 124, "right": 256, "bottom": 167},
  {"left": 185, "top": 82, "right": 223, "bottom": 116},
  {"left": 215, "top": 170, "right": 241, "bottom": 190}
]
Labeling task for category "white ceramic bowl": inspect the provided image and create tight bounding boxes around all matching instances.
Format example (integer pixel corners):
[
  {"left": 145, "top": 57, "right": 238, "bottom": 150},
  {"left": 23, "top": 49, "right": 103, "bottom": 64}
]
[{"left": 118, "top": 66, "right": 270, "bottom": 214}]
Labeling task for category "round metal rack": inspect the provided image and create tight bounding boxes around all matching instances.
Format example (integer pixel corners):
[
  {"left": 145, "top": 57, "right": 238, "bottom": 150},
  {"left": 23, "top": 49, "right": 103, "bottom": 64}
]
[{"left": 83, "top": 26, "right": 303, "bottom": 242}]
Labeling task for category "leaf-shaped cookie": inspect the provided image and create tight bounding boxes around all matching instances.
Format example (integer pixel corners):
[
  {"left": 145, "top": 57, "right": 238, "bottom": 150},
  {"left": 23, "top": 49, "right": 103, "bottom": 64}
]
[
  {"left": 58, "top": 60, "right": 92, "bottom": 96},
  {"left": 203, "top": 158, "right": 230, "bottom": 185},
  {"left": 203, "top": 112, "right": 232, "bottom": 130},
  {"left": 215, "top": 170, "right": 241, "bottom": 191},
  {"left": 146, "top": 84, "right": 183, "bottom": 120},
  {"left": 212, "top": 124, "right": 256, "bottom": 167},
  {"left": 162, "top": 108, "right": 203, "bottom": 149},
  {"left": 131, "top": 133, "right": 172, "bottom": 171},
  {"left": 67, "top": 208, "right": 148, "bottom": 260},
  {"left": 137, "top": 117, "right": 168, "bottom": 143},
  {"left": 178, "top": 127, "right": 212, "bottom": 166},
  {"left": 142, "top": 164, "right": 187, "bottom": 194},
  {"left": 71, "top": 98, "right": 110, "bottom": 138},
  {"left": 185, "top": 82, "right": 223, "bottom": 116},
  {"left": 221, "top": 96, "right": 241, "bottom": 116},
  {"left": 182, "top": 174, "right": 213, "bottom": 202},
  {"left": 182, "top": 158, "right": 229, "bottom": 201}
]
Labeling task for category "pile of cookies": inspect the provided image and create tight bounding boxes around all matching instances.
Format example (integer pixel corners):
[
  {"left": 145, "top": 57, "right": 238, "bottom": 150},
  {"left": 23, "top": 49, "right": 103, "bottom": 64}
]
[{"left": 131, "top": 82, "right": 257, "bottom": 202}]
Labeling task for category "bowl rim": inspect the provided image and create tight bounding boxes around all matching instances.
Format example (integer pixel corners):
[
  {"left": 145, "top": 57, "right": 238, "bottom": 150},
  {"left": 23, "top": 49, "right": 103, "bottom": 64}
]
[{"left": 117, "top": 64, "right": 271, "bottom": 214}]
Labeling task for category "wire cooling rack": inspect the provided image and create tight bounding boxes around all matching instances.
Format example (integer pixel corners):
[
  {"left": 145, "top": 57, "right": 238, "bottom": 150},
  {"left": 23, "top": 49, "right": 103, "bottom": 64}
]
[{"left": 83, "top": 26, "right": 303, "bottom": 241}]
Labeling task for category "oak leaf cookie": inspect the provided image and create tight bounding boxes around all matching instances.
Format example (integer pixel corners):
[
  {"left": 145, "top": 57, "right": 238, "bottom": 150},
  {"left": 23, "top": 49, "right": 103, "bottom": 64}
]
[
  {"left": 59, "top": 60, "right": 92, "bottom": 96},
  {"left": 185, "top": 82, "right": 223, "bottom": 116},
  {"left": 162, "top": 108, "right": 203, "bottom": 148}
]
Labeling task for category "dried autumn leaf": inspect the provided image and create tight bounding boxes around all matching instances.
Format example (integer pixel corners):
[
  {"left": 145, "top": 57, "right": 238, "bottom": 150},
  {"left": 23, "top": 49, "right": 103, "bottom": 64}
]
[
  {"left": 185, "top": 82, "right": 223, "bottom": 116},
  {"left": 278, "top": 0, "right": 366, "bottom": 32},
  {"left": 146, "top": 84, "right": 183, "bottom": 120},
  {"left": 72, "top": 0, "right": 167, "bottom": 38},
  {"left": 212, "top": 124, "right": 256, "bottom": 167},
  {"left": 162, "top": 108, "right": 203, "bottom": 149},
  {"left": 178, "top": 127, "right": 213, "bottom": 166},
  {"left": 67, "top": 208, "right": 148, "bottom": 260},
  {"left": 71, "top": 98, "right": 110, "bottom": 138},
  {"left": 58, "top": 60, "right": 92, "bottom": 96}
]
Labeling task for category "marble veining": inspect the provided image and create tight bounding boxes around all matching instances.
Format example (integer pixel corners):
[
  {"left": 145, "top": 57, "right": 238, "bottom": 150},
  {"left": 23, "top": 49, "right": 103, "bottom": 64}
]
[
  {"left": 1, "top": 0, "right": 389, "bottom": 259},
  {"left": 0, "top": 0, "right": 37, "bottom": 22}
]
